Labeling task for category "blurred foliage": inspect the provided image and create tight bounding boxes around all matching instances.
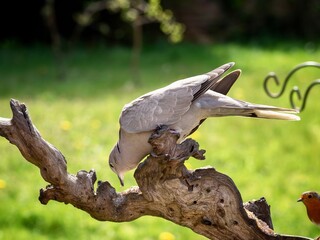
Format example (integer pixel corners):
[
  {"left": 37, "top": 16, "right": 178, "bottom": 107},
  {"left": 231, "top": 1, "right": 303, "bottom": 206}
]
[
  {"left": 74, "top": 0, "right": 184, "bottom": 43},
  {"left": 146, "top": 0, "right": 184, "bottom": 43},
  {"left": 162, "top": 0, "right": 320, "bottom": 43},
  {"left": 1, "top": 0, "right": 319, "bottom": 45}
]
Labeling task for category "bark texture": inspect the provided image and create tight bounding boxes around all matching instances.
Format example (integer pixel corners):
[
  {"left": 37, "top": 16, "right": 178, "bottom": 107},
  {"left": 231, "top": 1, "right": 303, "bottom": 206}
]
[{"left": 0, "top": 99, "right": 311, "bottom": 240}]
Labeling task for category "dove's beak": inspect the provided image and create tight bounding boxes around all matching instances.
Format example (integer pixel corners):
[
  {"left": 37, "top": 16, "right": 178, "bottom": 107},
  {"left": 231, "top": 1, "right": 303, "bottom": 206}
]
[{"left": 118, "top": 174, "right": 124, "bottom": 186}]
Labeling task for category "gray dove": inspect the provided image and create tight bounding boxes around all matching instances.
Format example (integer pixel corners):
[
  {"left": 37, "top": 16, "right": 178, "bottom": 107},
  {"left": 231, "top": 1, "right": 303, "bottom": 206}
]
[{"left": 109, "top": 62, "right": 299, "bottom": 186}]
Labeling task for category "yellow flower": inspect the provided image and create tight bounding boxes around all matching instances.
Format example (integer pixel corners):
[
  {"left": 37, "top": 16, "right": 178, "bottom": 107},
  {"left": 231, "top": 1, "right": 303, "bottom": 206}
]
[
  {"left": 159, "top": 232, "right": 175, "bottom": 240},
  {"left": 74, "top": 141, "right": 84, "bottom": 150},
  {"left": 0, "top": 179, "right": 6, "bottom": 189},
  {"left": 90, "top": 119, "right": 101, "bottom": 130},
  {"left": 60, "top": 120, "right": 72, "bottom": 131}
]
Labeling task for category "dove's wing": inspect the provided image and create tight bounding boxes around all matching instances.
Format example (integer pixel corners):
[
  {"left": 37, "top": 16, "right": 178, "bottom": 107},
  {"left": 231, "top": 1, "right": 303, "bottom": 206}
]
[
  {"left": 186, "top": 69, "right": 241, "bottom": 136},
  {"left": 120, "top": 62, "right": 234, "bottom": 133},
  {"left": 211, "top": 70, "right": 241, "bottom": 95}
]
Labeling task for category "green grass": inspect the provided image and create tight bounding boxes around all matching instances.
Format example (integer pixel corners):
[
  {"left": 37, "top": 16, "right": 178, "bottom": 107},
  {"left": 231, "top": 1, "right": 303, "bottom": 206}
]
[{"left": 1, "top": 41, "right": 320, "bottom": 239}]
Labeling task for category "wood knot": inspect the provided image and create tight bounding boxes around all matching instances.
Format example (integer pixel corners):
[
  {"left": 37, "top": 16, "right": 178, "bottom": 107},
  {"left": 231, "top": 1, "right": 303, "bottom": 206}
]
[{"left": 201, "top": 217, "right": 213, "bottom": 226}]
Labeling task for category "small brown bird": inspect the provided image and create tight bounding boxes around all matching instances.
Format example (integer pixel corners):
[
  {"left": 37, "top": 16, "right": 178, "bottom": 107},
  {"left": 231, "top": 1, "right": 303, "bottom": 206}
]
[{"left": 298, "top": 191, "right": 320, "bottom": 225}]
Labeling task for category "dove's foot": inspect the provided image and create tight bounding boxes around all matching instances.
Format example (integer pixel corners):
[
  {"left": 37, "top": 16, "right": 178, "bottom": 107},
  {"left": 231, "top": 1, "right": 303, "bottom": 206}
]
[
  {"left": 155, "top": 125, "right": 180, "bottom": 138},
  {"left": 149, "top": 125, "right": 180, "bottom": 157},
  {"left": 149, "top": 126, "right": 205, "bottom": 162}
]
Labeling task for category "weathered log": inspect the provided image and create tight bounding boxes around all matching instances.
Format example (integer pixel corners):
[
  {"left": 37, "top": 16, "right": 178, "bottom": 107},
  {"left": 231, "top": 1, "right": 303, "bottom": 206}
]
[{"left": 0, "top": 99, "right": 311, "bottom": 240}]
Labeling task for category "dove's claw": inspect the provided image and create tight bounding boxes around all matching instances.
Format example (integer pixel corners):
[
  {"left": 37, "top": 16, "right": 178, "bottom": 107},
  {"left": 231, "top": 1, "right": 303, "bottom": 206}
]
[{"left": 169, "top": 129, "right": 180, "bottom": 138}]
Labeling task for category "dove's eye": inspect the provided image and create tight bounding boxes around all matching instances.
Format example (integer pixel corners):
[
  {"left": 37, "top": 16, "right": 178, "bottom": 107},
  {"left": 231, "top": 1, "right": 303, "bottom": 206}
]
[{"left": 109, "top": 163, "right": 114, "bottom": 168}]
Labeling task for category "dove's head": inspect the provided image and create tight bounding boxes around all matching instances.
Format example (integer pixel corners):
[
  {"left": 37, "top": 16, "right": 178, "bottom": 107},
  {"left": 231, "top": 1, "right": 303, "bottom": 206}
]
[{"left": 109, "top": 143, "right": 126, "bottom": 186}]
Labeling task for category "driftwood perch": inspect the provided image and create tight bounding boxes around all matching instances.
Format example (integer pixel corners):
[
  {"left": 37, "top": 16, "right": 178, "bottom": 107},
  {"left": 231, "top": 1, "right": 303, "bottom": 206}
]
[{"left": 0, "top": 99, "right": 311, "bottom": 240}]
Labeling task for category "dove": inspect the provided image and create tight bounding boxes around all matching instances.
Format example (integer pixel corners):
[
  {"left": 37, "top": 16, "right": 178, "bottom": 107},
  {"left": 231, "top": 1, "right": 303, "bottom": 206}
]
[{"left": 109, "top": 62, "right": 299, "bottom": 186}]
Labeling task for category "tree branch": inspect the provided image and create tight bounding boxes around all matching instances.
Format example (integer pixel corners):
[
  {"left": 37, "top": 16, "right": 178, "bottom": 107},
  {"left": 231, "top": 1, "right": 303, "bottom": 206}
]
[{"left": 0, "top": 99, "right": 311, "bottom": 240}]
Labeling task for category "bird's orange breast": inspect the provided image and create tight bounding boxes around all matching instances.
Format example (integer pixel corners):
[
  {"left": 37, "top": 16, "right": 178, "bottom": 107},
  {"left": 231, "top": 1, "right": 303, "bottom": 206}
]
[{"left": 306, "top": 202, "right": 320, "bottom": 225}]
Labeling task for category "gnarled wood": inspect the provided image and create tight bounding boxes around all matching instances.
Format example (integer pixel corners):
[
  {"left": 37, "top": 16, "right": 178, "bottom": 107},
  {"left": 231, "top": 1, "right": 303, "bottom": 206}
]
[{"left": 0, "top": 99, "right": 312, "bottom": 240}]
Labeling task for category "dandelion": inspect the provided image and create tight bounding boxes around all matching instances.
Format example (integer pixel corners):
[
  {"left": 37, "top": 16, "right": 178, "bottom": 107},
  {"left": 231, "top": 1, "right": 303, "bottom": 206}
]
[
  {"left": 60, "top": 120, "right": 72, "bottom": 131},
  {"left": 74, "top": 141, "right": 84, "bottom": 150},
  {"left": 0, "top": 179, "right": 6, "bottom": 189},
  {"left": 90, "top": 119, "right": 101, "bottom": 130},
  {"left": 159, "top": 231, "right": 175, "bottom": 240}
]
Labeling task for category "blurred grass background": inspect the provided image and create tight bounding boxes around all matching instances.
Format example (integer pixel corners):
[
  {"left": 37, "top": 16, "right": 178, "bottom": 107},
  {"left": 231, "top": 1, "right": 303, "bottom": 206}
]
[{"left": 0, "top": 41, "right": 320, "bottom": 239}]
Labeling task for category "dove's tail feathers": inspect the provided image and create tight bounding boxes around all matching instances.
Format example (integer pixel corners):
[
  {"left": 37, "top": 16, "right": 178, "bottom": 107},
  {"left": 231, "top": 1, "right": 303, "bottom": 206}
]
[
  {"left": 206, "top": 104, "right": 300, "bottom": 121},
  {"left": 250, "top": 108, "right": 300, "bottom": 121},
  {"left": 201, "top": 92, "right": 300, "bottom": 121}
]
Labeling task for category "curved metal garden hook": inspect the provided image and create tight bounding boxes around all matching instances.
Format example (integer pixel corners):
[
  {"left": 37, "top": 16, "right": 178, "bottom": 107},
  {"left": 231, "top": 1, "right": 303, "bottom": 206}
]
[
  {"left": 263, "top": 61, "right": 320, "bottom": 112},
  {"left": 289, "top": 80, "right": 320, "bottom": 112}
]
